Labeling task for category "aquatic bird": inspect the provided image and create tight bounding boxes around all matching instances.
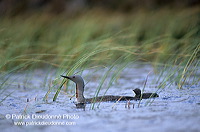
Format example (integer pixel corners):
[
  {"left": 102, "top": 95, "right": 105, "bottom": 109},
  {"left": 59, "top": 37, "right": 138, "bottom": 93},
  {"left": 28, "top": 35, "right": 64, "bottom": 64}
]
[
  {"left": 61, "top": 75, "right": 136, "bottom": 104},
  {"left": 133, "top": 88, "right": 159, "bottom": 99}
]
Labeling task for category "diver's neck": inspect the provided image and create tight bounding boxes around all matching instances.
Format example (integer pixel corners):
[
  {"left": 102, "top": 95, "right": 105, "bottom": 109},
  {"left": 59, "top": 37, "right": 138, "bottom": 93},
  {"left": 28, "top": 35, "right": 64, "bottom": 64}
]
[{"left": 75, "top": 83, "right": 85, "bottom": 103}]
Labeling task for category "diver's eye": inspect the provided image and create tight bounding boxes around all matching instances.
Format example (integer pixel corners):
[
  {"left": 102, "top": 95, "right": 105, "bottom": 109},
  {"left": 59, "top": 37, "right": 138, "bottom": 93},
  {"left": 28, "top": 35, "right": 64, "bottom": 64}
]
[{"left": 73, "top": 76, "right": 75, "bottom": 78}]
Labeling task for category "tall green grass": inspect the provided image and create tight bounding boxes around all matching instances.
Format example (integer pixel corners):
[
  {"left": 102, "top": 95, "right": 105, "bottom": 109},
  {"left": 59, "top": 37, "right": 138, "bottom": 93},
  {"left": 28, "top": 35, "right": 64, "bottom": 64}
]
[
  {"left": 0, "top": 8, "right": 199, "bottom": 106},
  {"left": 0, "top": 8, "right": 199, "bottom": 70}
]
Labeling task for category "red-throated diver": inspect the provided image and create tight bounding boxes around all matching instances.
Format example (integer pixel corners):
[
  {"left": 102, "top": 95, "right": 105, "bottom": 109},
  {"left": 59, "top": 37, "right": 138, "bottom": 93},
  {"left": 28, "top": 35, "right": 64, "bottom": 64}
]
[
  {"left": 61, "top": 75, "right": 136, "bottom": 104},
  {"left": 133, "top": 88, "right": 159, "bottom": 99},
  {"left": 61, "top": 75, "right": 159, "bottom": 104}
]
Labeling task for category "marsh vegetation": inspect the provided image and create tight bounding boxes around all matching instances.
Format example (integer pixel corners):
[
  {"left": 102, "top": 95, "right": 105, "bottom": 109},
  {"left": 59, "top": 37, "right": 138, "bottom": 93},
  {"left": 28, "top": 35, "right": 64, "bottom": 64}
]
[{"left": 0, "top": 3, "right": 199, "bottom": 131}]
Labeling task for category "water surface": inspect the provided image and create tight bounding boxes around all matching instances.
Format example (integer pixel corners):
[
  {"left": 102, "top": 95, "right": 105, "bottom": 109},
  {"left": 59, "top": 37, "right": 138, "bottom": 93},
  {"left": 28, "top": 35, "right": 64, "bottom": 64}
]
[{"left": 0, "top": 65, "right": 200, "bottom": 132}]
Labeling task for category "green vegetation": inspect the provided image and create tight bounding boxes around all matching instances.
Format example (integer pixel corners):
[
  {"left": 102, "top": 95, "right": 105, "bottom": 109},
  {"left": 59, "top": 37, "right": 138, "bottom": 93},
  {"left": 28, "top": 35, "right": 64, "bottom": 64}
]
[{"left": 0, "top": 8, "right": 199, "bottom": 106}]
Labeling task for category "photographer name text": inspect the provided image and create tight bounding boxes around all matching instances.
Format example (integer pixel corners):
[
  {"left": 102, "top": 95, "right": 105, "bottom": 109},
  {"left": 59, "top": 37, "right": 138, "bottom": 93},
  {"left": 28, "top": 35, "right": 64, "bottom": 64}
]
[{"left": 6, "top": 114, "right": 79, "bottom": 120}]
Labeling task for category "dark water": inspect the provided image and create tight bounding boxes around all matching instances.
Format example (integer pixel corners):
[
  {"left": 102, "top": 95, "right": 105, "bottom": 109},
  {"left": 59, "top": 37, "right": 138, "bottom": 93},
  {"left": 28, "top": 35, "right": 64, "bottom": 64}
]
[{"left": 0, "top": 65, "right": 200, "bottom": 132}]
